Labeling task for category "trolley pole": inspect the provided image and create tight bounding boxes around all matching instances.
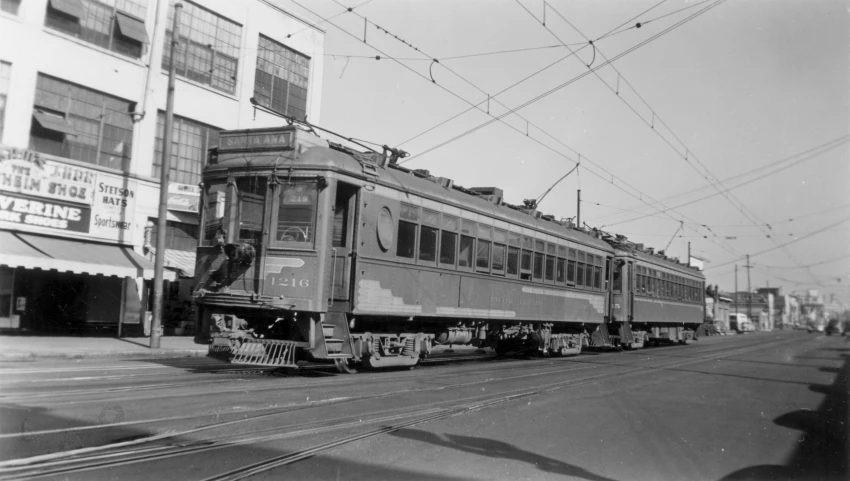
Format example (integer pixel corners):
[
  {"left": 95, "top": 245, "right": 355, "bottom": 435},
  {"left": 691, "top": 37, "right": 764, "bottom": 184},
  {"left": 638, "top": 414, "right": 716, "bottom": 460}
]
[
  {"left": 576, "top": 189, "right": 581, "bottom": 227},
  {"left": 151, "top": 3, "right": 182, "bottom": 349}
]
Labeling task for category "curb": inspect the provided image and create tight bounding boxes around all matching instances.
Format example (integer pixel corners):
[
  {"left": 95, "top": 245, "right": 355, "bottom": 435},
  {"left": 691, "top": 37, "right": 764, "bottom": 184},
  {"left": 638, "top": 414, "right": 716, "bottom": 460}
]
[{"left": 0, "top": 348, "right": 210, "bottom": 362}]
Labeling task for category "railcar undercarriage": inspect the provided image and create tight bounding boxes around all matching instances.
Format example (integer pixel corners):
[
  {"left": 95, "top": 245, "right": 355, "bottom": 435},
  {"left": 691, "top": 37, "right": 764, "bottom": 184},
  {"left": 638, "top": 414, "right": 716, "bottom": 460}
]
[{"left": 203, "top": 305, "right": 593, "bottom": 372}]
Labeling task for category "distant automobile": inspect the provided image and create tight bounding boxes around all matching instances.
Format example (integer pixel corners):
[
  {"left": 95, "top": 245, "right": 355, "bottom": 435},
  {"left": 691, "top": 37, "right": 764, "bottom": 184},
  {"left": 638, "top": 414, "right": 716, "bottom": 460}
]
[{"left": 825, "top": 319, "right": 844, "bottom": 336}]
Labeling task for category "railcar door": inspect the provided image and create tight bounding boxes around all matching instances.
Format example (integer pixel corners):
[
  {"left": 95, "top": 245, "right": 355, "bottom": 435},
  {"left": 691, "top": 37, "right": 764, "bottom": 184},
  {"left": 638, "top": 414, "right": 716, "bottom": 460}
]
[{"left": 329, "top": 182, "right": 359, "bottom": 304}]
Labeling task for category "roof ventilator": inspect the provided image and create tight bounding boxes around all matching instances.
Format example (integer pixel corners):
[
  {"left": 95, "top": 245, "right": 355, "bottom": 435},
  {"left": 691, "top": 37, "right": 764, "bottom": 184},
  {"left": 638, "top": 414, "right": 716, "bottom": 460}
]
[{"left": 353, "top": 152, "right": 384, "bottom": 179}]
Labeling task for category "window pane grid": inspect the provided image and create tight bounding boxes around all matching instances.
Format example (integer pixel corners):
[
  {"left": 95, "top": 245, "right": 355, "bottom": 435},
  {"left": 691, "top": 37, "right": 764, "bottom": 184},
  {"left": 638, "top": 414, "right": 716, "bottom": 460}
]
[
  {"left": 254, "top": 35, "right": 310, "bottom": 119},
  {"left": 153, "top": 112, "right": 220, "bottom": 185},
  {"left": 45, "top": 0, "right": 146, "bottom": 58},
  {"left": 163, "top": 0, "right": 242, "bottom": 94}
]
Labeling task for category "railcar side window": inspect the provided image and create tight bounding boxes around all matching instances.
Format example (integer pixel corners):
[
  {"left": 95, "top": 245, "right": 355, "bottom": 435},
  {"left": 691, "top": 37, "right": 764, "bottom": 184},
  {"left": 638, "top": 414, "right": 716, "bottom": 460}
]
[
  {"left": 440, "top": 215, "right": 458, "bottom": 266},
  {"left": 593, "top": 264, "right": 601, "bottom": 289},
  {"left": 567, "top": 248, "right": 576, "bottom": 285},
  {"left": 236, "top": 177, "right": 267, "bottom": 246},
  {"left": 556, "top": 257, "right": 565, "bottom": 283},
  {"left": 476, "top": 240, "right": 491, "bottom": 271},
  {"left": 458, "top": 219, "right": 476, "bottom": 268},
  {"left": 396, "top": 203, "right": 419, "bottom": 259},
  {"left": 418, "top": 209, "right": 439, "bottom": 263},
  {"left": 520, "top": 235, "right": 533, "bottom": 280},
  {"left": 275, "top": 182, "right": 318, "bottom": 247},
  {"left": 492, "top": 244, "right": 505, "bottom": 273},
  {"left": 201, "top": 180, "right": 228, "bottom": 246},
  {"left": 576, "top": 252, "right": 585, "bottom": 287},
  {"left": 545, "top": 254, "right": 555, "bottom": 281},
  {"left": 507, "top": 247, "right": 519, "bottom": 276},
  {"left": 533, "top": 252, "right": 544, "bottom": 280},
  {"left": 585, "top": 256, "right": 594, "bottom": 288}
]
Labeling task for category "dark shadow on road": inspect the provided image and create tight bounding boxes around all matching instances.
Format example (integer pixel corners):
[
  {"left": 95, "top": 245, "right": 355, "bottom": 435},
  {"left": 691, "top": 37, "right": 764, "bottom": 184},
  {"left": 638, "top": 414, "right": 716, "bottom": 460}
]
[
  {"left": 719, "top": 353, "right": 848, "bottom": 481},
  {"left": 391, "top": 428, "right": 619, "bottom": 481}
]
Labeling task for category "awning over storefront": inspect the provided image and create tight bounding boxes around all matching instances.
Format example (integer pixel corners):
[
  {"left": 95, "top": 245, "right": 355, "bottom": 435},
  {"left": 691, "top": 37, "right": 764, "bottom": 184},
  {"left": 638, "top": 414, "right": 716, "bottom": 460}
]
[
  {"left": 146, "top": 247, "right": 196, "bottom": 278},
  {"left": 0, "top": 231, "right": 156, "bottom": 279}
]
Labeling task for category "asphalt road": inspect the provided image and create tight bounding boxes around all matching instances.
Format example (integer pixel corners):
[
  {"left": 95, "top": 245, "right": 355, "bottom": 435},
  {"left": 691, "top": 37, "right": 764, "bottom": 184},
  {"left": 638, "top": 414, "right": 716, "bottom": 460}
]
[{"left": 0, "top": 330, "right": 846, "bottom": 481}]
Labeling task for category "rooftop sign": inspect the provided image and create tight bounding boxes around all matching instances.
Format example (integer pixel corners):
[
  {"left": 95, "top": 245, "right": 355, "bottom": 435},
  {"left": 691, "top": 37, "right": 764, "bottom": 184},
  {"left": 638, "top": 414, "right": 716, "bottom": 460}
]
[{"left": 219, "top": 130, "right": 293, "bottom": 151}]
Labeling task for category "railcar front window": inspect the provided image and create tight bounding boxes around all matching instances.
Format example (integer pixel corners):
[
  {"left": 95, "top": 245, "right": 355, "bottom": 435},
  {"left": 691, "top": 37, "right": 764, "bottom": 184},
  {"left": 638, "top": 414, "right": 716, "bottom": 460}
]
[
  {"left": 201, "top": 181, "right": 227, "bottom": 246},
  {"left": 237, "top": 177, "right": 267, "bottom": 245},
  {"left": 276, "top": 183, "right": 317, "bottom": 247}
]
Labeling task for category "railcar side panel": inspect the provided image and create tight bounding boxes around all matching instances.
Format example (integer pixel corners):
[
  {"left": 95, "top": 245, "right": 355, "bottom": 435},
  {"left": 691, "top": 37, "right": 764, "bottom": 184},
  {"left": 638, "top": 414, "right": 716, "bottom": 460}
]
[{"left": 633, "top": 298, "right": 703, "bottom": 325}]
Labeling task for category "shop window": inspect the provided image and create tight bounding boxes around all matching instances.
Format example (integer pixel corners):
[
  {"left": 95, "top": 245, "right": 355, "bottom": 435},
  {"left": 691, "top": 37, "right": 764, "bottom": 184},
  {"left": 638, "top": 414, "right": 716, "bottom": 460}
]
[
  {"left": 0, "top": 61, "right": 9, "bottom": 142},
  {"left": 150, "top": 220, "right": 199, "bottom": 252},
  {"left": 254, "top": 35, "right": 310, "bottom": 120},
  {"left": 162, "top": 0, "right": 242, "bottom": 94},
  {"left": 45, "top": 0, "right": 148, "bottom": 59},
  {"left": 30, "top": 74, "right": 133, "bottom": 171},
  {"left": 2, "top": 0, "right": 21, "bottom": 15},
  {"left": 153, "top": 112, "right": 220, "bottom": 186},
  {"left": 507, "top": 246, "right": 519, "bottom": 276},
  {"left": 275, "top": 182, "right": 317, "bottom": 247},
  {"left": 419, "top": 226, "right": 438, "bottom": 263},
  {"left": 533, "top": 252, "right": 544, "bottom": 280}
]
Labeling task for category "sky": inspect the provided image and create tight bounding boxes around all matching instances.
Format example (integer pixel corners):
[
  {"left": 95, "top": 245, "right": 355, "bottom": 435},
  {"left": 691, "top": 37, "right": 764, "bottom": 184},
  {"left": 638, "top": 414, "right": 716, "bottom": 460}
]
[{"left": 281, "top": 0, "right": 850, "bottom": 303}]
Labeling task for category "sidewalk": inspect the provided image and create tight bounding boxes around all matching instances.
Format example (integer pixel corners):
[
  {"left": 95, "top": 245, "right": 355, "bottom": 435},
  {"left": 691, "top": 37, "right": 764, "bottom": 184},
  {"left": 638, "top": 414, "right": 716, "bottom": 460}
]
[{"left": 0, "top": 335, "right": 209, "bottom": 361}]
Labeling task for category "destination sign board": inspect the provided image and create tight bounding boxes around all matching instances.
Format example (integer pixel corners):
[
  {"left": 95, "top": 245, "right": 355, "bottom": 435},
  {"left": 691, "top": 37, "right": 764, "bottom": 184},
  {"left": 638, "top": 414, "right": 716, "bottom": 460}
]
[{"left": 219, "top": 130, "right": 293, "bottom": 151}]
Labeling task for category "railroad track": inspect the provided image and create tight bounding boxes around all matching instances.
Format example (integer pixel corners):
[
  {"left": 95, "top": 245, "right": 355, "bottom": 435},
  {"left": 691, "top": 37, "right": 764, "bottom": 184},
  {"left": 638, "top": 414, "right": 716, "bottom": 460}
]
[{"left": 0, "top": 334, "right": 801, "bottom": 480}]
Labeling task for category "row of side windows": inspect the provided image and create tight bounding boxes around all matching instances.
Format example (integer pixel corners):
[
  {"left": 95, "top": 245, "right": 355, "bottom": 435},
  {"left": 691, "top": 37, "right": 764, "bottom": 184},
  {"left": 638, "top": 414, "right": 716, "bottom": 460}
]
[
  {"left": 635, "top": 265, "right": 703, "bottom": 303},
  {"left": 395, "top": 203, "right": 606, "bottom": 291}
]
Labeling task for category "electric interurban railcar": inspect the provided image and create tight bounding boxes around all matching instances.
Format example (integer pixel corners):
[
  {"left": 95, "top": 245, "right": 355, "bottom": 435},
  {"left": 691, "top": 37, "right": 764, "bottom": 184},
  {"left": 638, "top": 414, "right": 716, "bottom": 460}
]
[{"left": 193, "top": 125, "right": 705, "bottom": 372}]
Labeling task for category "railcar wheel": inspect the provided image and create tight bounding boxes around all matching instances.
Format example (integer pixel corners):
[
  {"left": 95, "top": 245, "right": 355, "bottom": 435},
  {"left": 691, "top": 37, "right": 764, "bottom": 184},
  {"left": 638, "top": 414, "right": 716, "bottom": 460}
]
[{"left": 334, "top": 358, "right": 358, "bottom": 374}]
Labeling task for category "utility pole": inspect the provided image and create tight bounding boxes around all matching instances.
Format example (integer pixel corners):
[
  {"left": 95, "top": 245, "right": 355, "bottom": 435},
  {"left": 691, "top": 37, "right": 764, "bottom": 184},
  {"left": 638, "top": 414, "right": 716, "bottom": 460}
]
[
  {"left": 576, "top": 189, "right": 581, "bottom": 227},
  {"left": 746, "top": 254, "right": 753, "bottom": 330},
  {"left": 151, "top": 3, "right": 182, "bottom": 349},
  {"left": 734, "top": 264, "right": 738, "bottom": 317}
]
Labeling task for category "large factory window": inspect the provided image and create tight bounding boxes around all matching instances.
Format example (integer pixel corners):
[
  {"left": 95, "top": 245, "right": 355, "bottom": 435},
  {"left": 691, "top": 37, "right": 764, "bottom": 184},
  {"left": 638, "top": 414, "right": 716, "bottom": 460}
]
[
  {"left": 45, "top": 0, "right": 149, "bottom": 59},
  {"left": 275, "top": 182, "right": 317, "bottom": 247},
  {"left": 163, "top": 0, "right": 242, "bottom": 94},
  {"left": 254, "top": 35, "right": 310, "bottom": 120},
  {"left": 30, "top": 74, "right": 133, "bottom": 171},
  {"left": 154, "top": 112, "right": 220, "bottom": 186},
  {"left": 396, "top": 203, "right": 419, "bottom": 259},
  {"left": 439, "top": 215, "right": 458, "bottom": 266}
]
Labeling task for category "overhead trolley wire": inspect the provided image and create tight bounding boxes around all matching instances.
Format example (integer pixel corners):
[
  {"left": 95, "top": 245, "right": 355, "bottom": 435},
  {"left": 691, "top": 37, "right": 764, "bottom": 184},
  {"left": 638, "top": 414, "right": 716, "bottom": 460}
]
[{"left": 530, "top": 0, "right": 826, "bottom": 284}]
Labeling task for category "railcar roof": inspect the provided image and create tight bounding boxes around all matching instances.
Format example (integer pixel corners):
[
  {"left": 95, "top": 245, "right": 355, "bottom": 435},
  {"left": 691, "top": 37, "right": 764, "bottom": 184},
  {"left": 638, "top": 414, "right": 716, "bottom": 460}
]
[
  {"left": 210, "top": 135, "right": 612, "bottom": 252},
  {"left": 614, "top": 246, "right": 705, "bottom": 278}
]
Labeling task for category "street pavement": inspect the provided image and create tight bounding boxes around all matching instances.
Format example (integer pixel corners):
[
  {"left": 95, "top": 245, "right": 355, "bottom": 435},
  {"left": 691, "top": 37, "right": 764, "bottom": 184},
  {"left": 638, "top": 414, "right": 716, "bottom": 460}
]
[
  {"left": 0, "top": 330, "right": 846, "bottom": 481},
  {"left": 0, "top": 335, "right": 207, "bottom": 361}
]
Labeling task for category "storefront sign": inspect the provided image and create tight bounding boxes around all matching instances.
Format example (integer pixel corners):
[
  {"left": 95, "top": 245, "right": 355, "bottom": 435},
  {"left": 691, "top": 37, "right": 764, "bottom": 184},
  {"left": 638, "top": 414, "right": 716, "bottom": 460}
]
[
  {"left": 167, "top": 182, "right": 200, "bottom": 213},
  {"left": 219, "top": 131, "right": 292, "bottom": 151},
  {"left": 0, "top": 191, "right": 91, "bottom": 232},
  {"left": 0, "top": 147, "right": 96, "bottom": 205},
  {"left": 91, "top": 174, "right": 137, "bottom": 242},
  {"left": 0, "top": 146, "right": 136, "bottom": 243}
]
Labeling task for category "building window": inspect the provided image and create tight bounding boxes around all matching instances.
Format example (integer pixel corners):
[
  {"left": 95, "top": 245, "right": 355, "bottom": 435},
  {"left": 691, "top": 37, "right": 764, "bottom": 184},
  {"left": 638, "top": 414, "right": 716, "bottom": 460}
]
[
  {"left": 153, "top": 112, "right": 220, "bottom": 185},
  {"left": 163, "top": 0, "right": 242, "bottom": 94},
  {"left": 30, "top": 73, "right": 133, "bottom": 170},
  {"left": 44, "top": 0, "right": 148, "bottom": 59},
  {"left": 254, "top": 35, "right": 310, "bottom": 120},
  {"left": 0, "top": 61, "right": 9, "bottom": 142},
  {"left": 2, "top": 0, "right": 21, "bottom": 15},
  {"left": 150, "top": 220, "right": 199, "bottom": 252}
]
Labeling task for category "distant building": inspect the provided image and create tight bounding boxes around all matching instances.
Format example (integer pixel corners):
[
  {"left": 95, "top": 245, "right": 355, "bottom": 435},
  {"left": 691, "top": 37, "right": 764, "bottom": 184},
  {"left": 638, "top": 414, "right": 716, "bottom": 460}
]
[
  {"left": 705, "top": 285, "right": 732, "bottom": 333},
  {"left": 0, "top": 0, "right": 325, "bottom": 334},
  {"left": 792, "top": 289, "right": 827, "bottom": 330},
  {"left": 731, "top": 291, "right": 772, "bottom": 331}
]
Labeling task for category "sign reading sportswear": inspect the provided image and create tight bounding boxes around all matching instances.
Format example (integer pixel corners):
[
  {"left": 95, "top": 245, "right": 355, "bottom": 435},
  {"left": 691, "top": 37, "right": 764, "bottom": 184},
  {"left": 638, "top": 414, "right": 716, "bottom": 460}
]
[{"left": 0, "top": 146, "right": 137, "bottom": 243}]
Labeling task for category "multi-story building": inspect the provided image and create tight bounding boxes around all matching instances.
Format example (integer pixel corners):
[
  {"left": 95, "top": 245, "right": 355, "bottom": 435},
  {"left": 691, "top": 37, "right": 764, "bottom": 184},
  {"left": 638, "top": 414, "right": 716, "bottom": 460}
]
[{"left": 0, "top": 0, "right": 325, "bottom": 334}]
